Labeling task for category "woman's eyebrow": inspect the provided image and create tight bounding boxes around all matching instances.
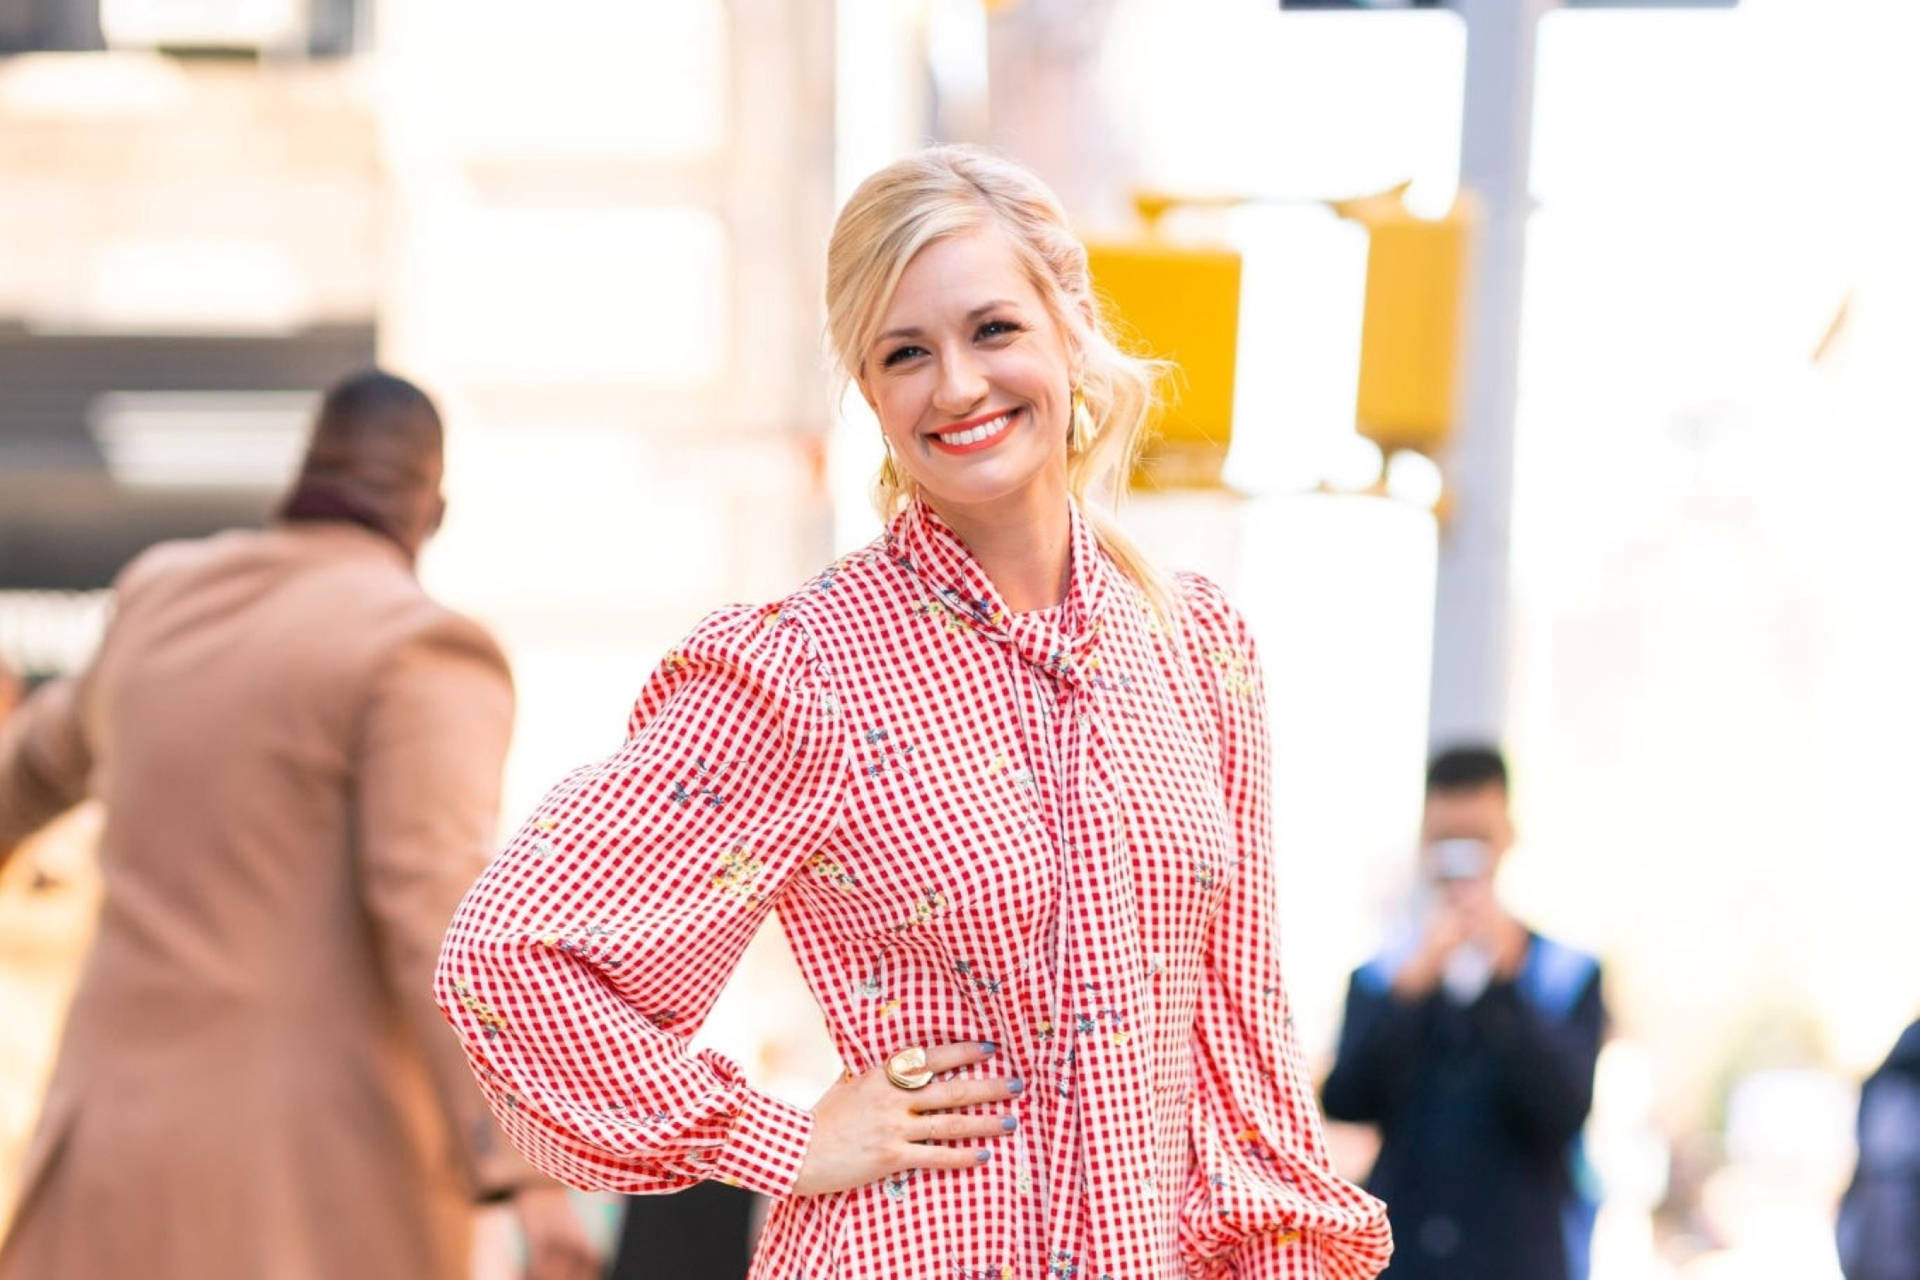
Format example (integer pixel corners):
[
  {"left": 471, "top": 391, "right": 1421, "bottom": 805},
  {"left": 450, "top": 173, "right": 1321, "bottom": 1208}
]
[{"left": 877, "top": 300, "right": 1021, "bottom": 344}]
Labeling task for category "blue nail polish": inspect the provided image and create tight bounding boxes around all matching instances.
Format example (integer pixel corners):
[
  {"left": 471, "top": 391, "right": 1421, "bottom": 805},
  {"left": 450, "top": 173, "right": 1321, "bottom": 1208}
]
[
  {"left": 976, "top": 1149, "right": 992, "bottom": 1163},
  {"left": 1001, "top": 1116, "right": 1018, "bottom": 1131},
  {"left": 1008, "top": 1078, "right": 1025, "bottom": 1094},
  {"left": 980, "top": 1040, "right": 998, "bottom": 1054}
]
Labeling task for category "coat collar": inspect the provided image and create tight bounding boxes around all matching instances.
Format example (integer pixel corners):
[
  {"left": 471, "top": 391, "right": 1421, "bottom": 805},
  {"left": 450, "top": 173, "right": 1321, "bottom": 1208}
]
[
  {"left": 270, "top": 517, "right": 416, "bottom": 571},
  {"left": 884, "top": 497, "right": 1113, "bottom": 686}
]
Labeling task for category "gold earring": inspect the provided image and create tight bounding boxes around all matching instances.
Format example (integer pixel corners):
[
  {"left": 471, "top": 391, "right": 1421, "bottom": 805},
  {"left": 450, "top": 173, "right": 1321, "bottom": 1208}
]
[
  {"left": 879, "top": 450, "right": 902, "bottom": 490},
  {"left": 1069, "top": 385, "right": 1096, "bottom": 454}
]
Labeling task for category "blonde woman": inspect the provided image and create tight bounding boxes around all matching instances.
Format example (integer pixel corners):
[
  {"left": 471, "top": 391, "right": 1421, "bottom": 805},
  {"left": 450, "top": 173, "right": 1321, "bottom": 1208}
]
[{"left": 437, "top": 146, "right": 1392, "bottom": 1279}]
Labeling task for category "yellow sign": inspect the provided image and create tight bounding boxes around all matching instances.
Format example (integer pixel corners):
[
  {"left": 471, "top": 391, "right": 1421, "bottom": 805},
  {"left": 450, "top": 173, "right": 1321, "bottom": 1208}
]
[
  {"left": 1085, "top": 239, "right": 1242, "bottom": 489},
  {"left": 1333, "top": 189, "right": 1474, "bottom": 457}
]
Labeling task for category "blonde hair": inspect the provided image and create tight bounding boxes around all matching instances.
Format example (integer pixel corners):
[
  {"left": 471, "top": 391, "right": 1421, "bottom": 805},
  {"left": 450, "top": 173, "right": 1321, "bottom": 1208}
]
[{"left": 825, "top": 144, "right": 1171, "bottom": 612}]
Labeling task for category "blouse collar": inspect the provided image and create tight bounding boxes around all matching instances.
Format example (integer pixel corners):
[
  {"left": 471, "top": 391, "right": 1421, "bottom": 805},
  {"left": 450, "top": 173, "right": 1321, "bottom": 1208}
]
[{"left": 884, "top": 496, "right": 1114, "bottom": 686}]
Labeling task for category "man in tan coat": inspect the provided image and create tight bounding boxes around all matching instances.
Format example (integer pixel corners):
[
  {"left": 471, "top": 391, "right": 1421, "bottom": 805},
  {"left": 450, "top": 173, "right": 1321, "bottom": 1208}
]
[{"left": 0, "top": 371, "right": 599, "bottom": 1280}]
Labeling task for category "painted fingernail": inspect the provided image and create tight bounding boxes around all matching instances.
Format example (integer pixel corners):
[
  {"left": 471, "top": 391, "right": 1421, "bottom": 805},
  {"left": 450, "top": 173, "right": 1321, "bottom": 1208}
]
[
  {"left": 1001, "top": 1116, "right": 1018, "bottom": 1131},
  {"left": 979, "top": 1040, "right": 998, "bottom": 1054},
  {"left": 975, "top": 1149, "right": 993, "bottom": 1163},
  {"left": 1008, "top": 1078, "right": 1025, "bottom": 1094}
]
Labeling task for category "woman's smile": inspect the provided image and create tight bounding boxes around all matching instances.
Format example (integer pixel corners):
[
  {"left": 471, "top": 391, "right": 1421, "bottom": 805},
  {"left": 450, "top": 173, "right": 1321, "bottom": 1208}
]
[{"left": 926, "top": 408, "right": 1021, "bottom": 455}]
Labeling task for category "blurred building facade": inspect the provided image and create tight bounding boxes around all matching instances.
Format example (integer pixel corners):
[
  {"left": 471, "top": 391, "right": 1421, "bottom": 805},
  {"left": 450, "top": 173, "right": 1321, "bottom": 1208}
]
[{"left": 0, "top": 0, "right": 841, "bottom": 778}]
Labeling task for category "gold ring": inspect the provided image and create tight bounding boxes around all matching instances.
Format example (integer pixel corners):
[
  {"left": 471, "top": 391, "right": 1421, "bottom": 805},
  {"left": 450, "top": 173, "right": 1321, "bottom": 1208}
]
[{"left": 884, "top": 1045, "right": 934, "bottom": 1091}]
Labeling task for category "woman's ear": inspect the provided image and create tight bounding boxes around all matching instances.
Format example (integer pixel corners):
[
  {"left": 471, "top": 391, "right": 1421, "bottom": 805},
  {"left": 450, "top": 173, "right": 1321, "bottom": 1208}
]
[
  {"left": 1065, "top": 288, "right": 1098, "bottom": 346},
  {"left": 1067, "top": 308, "right": 1095, "bottom": 379}
]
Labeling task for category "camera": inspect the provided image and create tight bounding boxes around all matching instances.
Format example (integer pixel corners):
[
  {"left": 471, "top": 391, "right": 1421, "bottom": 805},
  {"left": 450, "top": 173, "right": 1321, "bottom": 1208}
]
[{"left": 1426, "top": 837, "right": 1492, "bottom": 883}]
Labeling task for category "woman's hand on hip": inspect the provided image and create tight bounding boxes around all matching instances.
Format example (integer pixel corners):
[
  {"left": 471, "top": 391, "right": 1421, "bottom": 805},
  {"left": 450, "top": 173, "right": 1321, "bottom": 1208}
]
[{"left": 791, "top": 1039, "right": 1022, "bottom": 1196}]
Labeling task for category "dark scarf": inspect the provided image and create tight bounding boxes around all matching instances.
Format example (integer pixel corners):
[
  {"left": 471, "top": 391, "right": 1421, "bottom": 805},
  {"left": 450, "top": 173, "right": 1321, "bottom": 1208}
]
[{"left": 276, "top": 476, "right": 409, "bottom": 553}]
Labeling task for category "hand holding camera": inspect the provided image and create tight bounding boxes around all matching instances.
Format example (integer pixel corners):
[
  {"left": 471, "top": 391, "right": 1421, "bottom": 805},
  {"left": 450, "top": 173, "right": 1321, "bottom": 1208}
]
[{"left": 1392, "top": 839, "right": 1528, "bottom": 1002}]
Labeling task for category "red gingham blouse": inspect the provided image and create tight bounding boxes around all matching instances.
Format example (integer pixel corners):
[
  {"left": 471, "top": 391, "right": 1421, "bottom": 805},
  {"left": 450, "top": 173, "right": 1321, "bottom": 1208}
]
[{"left": 436, "top": 500, "right": 1392, "bottom": 1279}]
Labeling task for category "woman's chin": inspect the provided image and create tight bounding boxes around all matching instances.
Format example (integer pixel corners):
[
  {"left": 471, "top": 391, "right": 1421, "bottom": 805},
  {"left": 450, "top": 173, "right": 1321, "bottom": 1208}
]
[
  {"left": 917, "top": 472, "right": 1053, "bottom": 516},
  {"left": 911, "top": 448, "right": 1068, "bottom": 514}
]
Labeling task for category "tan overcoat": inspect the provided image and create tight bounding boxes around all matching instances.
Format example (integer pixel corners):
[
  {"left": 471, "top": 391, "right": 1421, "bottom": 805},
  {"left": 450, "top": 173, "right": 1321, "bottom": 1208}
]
[{"left": 0, "top": 521, "right": 540, "bottom": 1280}]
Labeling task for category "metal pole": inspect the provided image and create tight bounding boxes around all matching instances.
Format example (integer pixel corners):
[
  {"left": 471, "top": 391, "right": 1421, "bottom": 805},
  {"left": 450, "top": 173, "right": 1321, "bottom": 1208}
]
[{"left": 1428, "top": 0, "right": 1557, "bottom": 749}]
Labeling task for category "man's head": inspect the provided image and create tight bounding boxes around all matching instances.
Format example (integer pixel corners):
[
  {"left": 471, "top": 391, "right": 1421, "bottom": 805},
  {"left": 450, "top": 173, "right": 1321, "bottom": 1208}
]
[
  {"left": 1420, "top": 744, "right": 1514, "bottom": 883},
  {"left": 280, "top": 370, "right": 446, "bottom": 561}
]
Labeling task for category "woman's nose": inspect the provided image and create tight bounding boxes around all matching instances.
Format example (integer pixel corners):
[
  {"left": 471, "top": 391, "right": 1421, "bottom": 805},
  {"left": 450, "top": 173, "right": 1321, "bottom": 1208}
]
[{"left": 932, "top": 350, "right": 988, "bottom": 414}]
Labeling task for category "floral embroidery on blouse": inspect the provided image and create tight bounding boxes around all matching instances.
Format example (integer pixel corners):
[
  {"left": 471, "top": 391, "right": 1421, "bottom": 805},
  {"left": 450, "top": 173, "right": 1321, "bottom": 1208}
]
[
  {"left": 859, "top": 726, "right": 920, "bottom": 779},
  {"left": 536, "top": 923, "right": 621, "bottom": 966},
  {"left": 896, "top": 888, "right": 948, "bottom": 930},
  {"left": 449, "top": 980, "right": 508, "bottom": 1038},
  {"left": 711, "top": 845, "right": 768, "bottom": 903},
  {"left": 669, "top": 757, "right": 730, "bottom": 808},
  {"left": 1207, "top": 646, "right": 1256, "bottom": 698},
  {"left": 912, "top": 597, "right": 972, "bottom": 636},
  {"left": 476, "top": 1062, "right": 524, "bottom": 1110},
  {"left": 953, "top": 958, "right": 1004, "bottom": 995},
  {"left": 988, "top": 750, "right": 1037, "bottom": 792},
  {"left": 810, "top": 557, "right": 848, "bottom": 592},
  {"left": 934, "top": 585, "right": 1006, "bottom": 629},
  {"left": 526, "top": 816, "right": 561, "bottom": 858},
  {"left": 806, "top": 852, "right": 859, "bottom": 891}
]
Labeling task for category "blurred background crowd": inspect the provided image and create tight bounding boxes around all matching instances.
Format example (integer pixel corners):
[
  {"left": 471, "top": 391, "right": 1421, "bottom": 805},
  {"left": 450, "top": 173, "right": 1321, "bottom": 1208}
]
[{"left": 1, "top": 0, "right": 1916, "bottom": 1277}]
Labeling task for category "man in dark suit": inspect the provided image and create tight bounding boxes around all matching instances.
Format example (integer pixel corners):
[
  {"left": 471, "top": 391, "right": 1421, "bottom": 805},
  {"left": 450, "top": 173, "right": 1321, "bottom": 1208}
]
[
  {"left": 1323, "top": 745, "right": 1605, "bottom": 1280},
  {"left": 1838, "top": 1017, "right": 1920, "bottom": 1280}
]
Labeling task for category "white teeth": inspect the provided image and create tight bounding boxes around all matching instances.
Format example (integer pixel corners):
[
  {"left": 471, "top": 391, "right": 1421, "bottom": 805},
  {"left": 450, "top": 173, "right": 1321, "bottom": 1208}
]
[{"left": 936, "top": 411, "right": 1013, "bottom": 446}]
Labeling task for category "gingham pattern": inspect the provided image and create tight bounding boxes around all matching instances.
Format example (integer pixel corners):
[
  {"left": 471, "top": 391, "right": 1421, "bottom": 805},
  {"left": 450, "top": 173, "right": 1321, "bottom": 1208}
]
[{"left": 436, "top": 500, "right": 1391, "bottom": 1279}]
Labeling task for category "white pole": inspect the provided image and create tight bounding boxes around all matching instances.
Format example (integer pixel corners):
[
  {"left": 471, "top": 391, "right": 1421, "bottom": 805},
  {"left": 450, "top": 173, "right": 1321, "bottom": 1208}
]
[{"left": 1427, "top": 0, "right": 1558, "bottom": 749}]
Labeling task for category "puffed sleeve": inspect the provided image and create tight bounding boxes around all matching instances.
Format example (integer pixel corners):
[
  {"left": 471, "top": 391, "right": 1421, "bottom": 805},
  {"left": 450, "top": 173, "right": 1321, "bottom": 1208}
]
[
  {"left": 1175, "top": 574, "right": 1393, "bottom": 1280},
  {"left": 435, "top": 604, "right": 848, "bottom": 1198}
]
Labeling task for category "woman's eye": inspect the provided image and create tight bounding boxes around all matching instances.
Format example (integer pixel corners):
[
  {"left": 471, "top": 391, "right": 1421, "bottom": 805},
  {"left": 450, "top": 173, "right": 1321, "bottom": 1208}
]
[
  {"left": 881, "top": 345, "right": 925, "bottom": 368},
  {"left": 977, "top": 319, "right": 1021, "bottom": 340}
]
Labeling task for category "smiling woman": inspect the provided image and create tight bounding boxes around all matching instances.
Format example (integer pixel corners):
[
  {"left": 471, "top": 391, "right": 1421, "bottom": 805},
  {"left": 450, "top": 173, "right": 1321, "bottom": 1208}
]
[{"left": 436, "top": 145, "right": 1393, "bottom": 1280}]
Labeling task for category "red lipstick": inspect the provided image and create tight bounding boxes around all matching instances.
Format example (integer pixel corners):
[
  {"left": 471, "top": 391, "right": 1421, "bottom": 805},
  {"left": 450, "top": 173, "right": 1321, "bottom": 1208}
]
[{"left": 925, "top": 408, "right": 1020, "bottom": 456}]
